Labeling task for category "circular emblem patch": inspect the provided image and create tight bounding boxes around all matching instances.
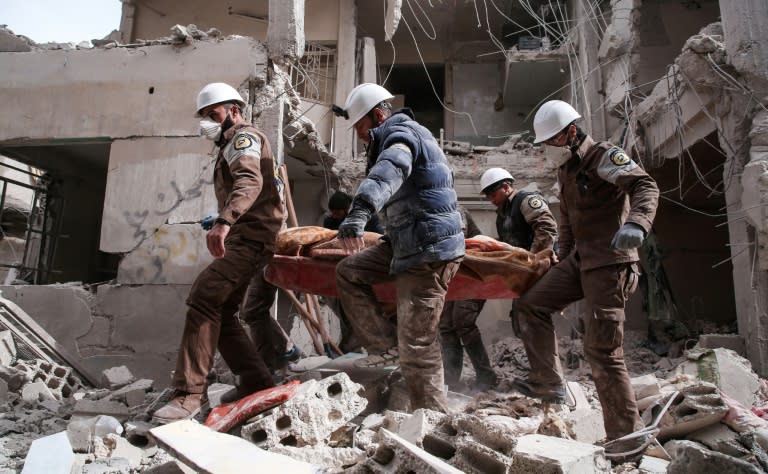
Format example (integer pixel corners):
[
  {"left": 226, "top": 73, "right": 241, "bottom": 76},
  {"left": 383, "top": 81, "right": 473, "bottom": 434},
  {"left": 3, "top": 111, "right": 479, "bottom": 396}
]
[
  {"left": 234, "top": 134, "right": 253, "bottom": 150},
  {"left": 528, "top": 196, "right": 544, "bottom": 209},
  {"left": 610, "top": 149, "right": 631, "bottom": 166}
]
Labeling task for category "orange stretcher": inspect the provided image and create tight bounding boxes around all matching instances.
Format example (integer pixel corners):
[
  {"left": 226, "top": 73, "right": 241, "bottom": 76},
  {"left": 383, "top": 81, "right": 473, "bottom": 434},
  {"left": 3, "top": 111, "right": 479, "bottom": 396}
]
[
  {"left": 265, "top": 255, "right": 522, "bottom": 301},
  {"left": 264, "top": 227, "right": 555, "bottom": 302}
]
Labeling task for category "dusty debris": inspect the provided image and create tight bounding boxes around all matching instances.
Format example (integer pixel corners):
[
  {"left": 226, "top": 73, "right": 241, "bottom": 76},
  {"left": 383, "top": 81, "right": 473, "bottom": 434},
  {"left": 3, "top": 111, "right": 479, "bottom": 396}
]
[{"left": 1, "top": 329, "right": 767, "bottom": 473}]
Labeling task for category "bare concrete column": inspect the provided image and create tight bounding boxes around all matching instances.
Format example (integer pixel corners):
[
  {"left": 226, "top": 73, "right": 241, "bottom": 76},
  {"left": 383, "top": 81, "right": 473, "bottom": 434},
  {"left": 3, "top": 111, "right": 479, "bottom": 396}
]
[
  {"left": 332, "top": 0, "right": 357, "bottom": 161},
  {"left": 118, "top": 1, "right": 136, "bottom": 44},
  {"left": 360, "top": 37, "right": 377, "bottom": 84},
  {"left": 267, "top": 0, "right": 305, "bottom": 61},
  {"left": 571, "top": 0, "right": 607, "bottom": 138},
  {"left": 254, "top": 94, "right": 285, "bottom": 170},
  {"left": 720, "top": 0, "right": 768, "bottom": 376},
  {"left": 719, "top": 0, "right": 768, "bottom": 92}
]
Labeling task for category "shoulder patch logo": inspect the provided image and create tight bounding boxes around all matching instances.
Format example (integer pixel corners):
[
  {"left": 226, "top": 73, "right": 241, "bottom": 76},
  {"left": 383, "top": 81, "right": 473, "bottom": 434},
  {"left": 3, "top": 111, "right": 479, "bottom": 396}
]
[
  {"left": 609, "top": 148, "right": 631, "bottom": 166},
  {"left": 234, "top": 134, "right": 253, "bottom": 151},
  {"left": 528, "top": 196, "right": 544, "bottom": 209}
]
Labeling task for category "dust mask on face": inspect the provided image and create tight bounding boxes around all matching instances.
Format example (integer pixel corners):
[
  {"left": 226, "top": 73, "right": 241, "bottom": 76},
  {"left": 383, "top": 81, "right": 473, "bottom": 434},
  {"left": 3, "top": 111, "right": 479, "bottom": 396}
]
[
  {"left": 546, "top": 145, "right": 573, "bottom": 167},
  {"left": 199, "top": 119, "right": 222, "bottom": 142}
]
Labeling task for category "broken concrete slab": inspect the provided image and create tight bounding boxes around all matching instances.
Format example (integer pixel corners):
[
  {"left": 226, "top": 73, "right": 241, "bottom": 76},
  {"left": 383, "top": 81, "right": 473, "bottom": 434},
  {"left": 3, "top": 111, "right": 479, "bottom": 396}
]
[
  {"left": 14, "top": 359, "right": 85, "bottom": 399},
  {"left": 21, "top": 381, "right": 56, "bottom": 403},
  {"left": 100, "top": 366, "right": 136, "bottom": 390},
  {"left": 512, "top": 434, "right": 610, "bottom": 474},
  {"left": 665, "top": 439, "right": 763, "bottom": 474},
  {"left": 360, "top": 428, "right": 464, "bottom": 473},
  {"left": 687, "top": 422, "right": 751, "bottom": 458},
  {"left": 105, "top": 434, "right": 144, "bottom": 470},
  {"left": 270, "top": 445, "right": 366, "bottom": 470},
  {"left": 562, "top": 382, "right": 606, "bottom": 444},
  {"left": 73, "top": 399, "right": 130, "bottom": 422},
  {"left": 632, "top": 374, "right": 661, "bottom": 400},
  {"left": 397, "top": 409, "right": 448, "bottom": 446},
  {"left": 638, "top": 455, "right": 670, "bottom": 473},
  {"left": 676, "top": 347, "right": 760, "bottom": 408},
  {"left": 0, "top": 330, "right": 15, "bottom": 366},
  {"left": 241, "top": 373, "right": 366, "bottom": 449},
  {"left": 451, "top": 436, "right": 513, "bottom": 473},
  {"left": 0, "top": 364, "right": 27, "bottom": 391},
  {"left": 150, "top": 420, "right": 320, "bottom": 473},
  {"left": 20, "top": 431, "right": 75, "bottom": 474},
  {"left": 654, "top": 383, "right": 729, "bottom": 440},
  {"left": 697, "top": 334, "right": 746, "bottom": 355}
]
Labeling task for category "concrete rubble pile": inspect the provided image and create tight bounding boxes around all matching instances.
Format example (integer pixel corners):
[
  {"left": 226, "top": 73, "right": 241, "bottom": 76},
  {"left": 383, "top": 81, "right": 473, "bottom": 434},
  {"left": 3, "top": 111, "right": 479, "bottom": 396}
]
[{"left": 2, "top": 329, "right": 768, "bottom": 473}]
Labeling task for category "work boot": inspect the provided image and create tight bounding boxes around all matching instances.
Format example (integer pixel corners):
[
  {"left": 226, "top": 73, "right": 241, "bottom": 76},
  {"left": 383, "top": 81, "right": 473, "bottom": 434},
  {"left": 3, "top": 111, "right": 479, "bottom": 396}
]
[
  {"left": 441, "top": 338, "right": 464, "bottom": 388},
  {"left": 152, "top": 391, "right": 206, "bottom": 424},
  {"left": 354, "top": 347, "right": 399, "bottom": 368},
  {"left": 511, "top": 377, "right": 566, "bottom": 404},
  {"left": 463, "top": 338, "right": 498, "bottom": 391}
]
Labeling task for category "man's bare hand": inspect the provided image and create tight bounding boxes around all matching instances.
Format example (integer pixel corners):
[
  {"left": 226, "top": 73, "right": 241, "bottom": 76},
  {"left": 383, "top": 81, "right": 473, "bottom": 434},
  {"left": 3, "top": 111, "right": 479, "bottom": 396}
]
[
  {"left": 206, "top": 223, "right": 230, "bottom": 258},
  {"left": 340, "top": 236, "right": 365, "bottom": 255}
]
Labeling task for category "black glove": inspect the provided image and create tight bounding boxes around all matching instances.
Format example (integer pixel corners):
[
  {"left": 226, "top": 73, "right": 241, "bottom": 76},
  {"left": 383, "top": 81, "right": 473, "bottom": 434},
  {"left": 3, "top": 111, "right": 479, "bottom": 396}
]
[
  {"left": 338, "top": 208, "right": 369, "bottom": 239},
  {"left": 200, "top": 215, "right": 216, "bottom": 231},
  {"left": 611, "top": 222, "right": 645, "bottom": 249}
]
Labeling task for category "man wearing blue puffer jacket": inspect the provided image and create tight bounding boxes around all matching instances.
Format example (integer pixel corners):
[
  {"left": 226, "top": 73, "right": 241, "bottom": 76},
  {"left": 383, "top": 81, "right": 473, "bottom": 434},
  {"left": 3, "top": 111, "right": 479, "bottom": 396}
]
[{"left": 333, "top": 83, "right": 465, "bottom": 413}]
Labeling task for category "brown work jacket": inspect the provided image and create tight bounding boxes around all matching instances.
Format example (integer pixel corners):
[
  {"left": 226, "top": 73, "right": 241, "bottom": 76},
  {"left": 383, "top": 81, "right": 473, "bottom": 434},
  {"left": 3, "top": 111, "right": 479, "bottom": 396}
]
[
  {"left": 214, "top": 123, "right": 285, "bottom": 251},
  {"left": 557, "top": 136, "right": 659, "bottom": 270}
]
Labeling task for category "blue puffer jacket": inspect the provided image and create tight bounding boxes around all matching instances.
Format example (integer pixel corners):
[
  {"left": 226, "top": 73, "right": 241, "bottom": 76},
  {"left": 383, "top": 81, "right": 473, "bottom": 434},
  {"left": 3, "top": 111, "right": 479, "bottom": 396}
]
[{"left": 351, "top": 111, "right": 465, "bottom": 274}]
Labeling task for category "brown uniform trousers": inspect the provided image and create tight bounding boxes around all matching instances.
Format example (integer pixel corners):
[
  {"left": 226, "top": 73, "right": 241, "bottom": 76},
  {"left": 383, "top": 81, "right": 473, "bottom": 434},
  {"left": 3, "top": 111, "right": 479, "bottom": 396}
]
[
  {"left": 240, "top": 269, "right": 291, "bottom": 370},
  {"left": 172, "top": 229, "right": 275, "bottom": 394},
  {"left": 336, "top": 242, "right": 461, "bottom": 412},
  {"left": 517, "top": 253, "right": 640, "bottom": 439}
]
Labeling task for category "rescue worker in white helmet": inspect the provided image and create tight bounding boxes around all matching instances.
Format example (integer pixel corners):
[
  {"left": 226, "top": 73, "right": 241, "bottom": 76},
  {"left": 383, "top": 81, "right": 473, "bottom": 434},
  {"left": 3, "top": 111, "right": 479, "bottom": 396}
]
[
  {"left": 332, "top": 83, "right": 465, "bottom": 413},
  {"left": 480, "top": 167, "right": 557, "bottom": 253},
  {"left": 153, "top": 83, "right": 286, "bottom": 422},
  {"left": 510, "top": 99, "right": 659, "bottom": 447},
  {"left": 480, "top": 166, "right": 558, "bottom": 338}
]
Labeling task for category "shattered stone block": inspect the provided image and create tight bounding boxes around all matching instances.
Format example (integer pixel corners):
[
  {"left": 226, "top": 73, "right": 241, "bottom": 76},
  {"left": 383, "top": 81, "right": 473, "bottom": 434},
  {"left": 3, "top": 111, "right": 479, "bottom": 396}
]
[
  {"left": 0, "top": 330, "right": 16, "bottom": 366},
  {"left": 13, "top": 359, "right": 84, "bottom": 399},
  {"left": 397, "top": 409, "right": 448, "bottom": 446},
  {"left": 687, "top": 423, "right": 751, "bottom": 458},
  {"left": 631, "top": 374, "right": 661, "bottom": 400},
  {"left": 0, "top": 364, "right": 27, "bottom": 391},
  {"left": 452, "top": 414, "right": 518, "bottom": 455},
  {"left": 270, "top": 445, "right": 366, "bottom": 470},
  {"left": 22, "top": 431, "right": 76, "bottom": 474},
  {"left": 108, "top": 378, "right": 153, "bottom": 404},
  {"left": 654, "top": 383, "right": 729, "bottom": 440},
  {"left": 562, "top": 382, "right": 605, "bottom": 444},
  {"left": 73, "top": 398, "right": 131, "bottom": 422},
  {"left": 638, "top": 455, "right": 670, "bottom": 473},
  {"left": 21, "top": 381, "right": 56, "bottom": 403},
  {"left": 100, "top": 365, "right": 136, "bottom": 390},
  {"left": 676, "top": 347, "right": 760, "bottom": 408},
  {"left": 451, "top": 437, "right": 513, "bottom": 474},
  {"left": 241, "top": 372, "right": 366, "bottom": 449},
  {"left": 357, "top": 428, "right": 464, "bottom": 473},
  {"left": 665, "top": 440, "right": 763, "bottom": 474},
  {"left": 512, "top": 434, "right": 610, "bottom": 474}
]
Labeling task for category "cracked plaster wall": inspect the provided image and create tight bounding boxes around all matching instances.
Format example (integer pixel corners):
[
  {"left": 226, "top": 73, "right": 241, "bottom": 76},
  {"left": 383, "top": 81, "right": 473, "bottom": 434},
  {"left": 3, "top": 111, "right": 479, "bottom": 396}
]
[{"left": 0, "top": 284, "right": 187, "bottom": 384}]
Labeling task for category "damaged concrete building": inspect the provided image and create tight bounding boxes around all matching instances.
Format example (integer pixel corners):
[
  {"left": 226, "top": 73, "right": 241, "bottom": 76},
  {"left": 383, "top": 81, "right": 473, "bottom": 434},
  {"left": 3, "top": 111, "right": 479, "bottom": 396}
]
[{"left": 0, "top": 0, "right": 767, "bottom": 470}]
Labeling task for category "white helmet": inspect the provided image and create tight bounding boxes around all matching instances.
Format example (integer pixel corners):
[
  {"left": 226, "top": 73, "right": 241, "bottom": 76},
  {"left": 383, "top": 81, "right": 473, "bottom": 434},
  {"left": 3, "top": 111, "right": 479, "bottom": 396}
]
[
  {"left": 196, "top": 82, "right": 245, "bottom": 116},
  {"left": 340, "top": 83, "right": 394, "bottom": 126},
  {"left": 532, "top": 100, "right": 582, "bottom": 143},
  {"left": 480, "top": 168, "right": 514, "bottom": 194}
]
